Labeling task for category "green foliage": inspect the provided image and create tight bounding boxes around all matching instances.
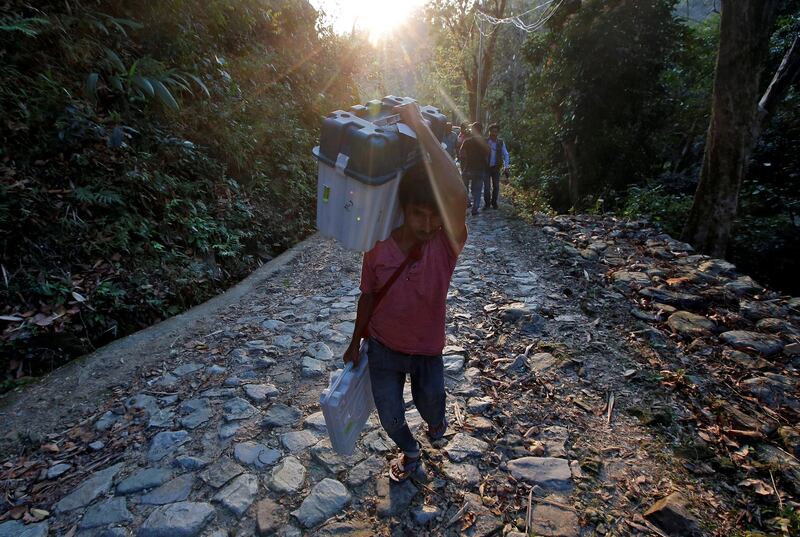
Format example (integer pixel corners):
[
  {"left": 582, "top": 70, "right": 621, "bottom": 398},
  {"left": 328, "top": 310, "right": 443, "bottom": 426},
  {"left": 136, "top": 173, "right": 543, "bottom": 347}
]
[
  {"left": 621, "top": 183, "right": 692, "bottom": 237},
  {"left": 515, "top": 0, "right": 681, "bottom": 210},
  {"left": 0, "top": 0, "right": 358, "bottom": 389}
]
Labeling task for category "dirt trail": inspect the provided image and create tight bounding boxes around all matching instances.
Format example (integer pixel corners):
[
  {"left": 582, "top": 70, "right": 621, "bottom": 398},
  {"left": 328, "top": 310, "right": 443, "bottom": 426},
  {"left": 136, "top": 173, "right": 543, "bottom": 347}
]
[{"left": 0, "top": 206, "right": 798, "bottom": 537}]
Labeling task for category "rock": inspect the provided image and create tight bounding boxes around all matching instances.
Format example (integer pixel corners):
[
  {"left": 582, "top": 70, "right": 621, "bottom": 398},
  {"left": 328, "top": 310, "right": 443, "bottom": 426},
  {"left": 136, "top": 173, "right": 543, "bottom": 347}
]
[
  {"left": 466, "top": 396, "right": 492, "bottom": 413},
  {"left": 363, "top": 429, "right": 393, "bottom": 453},
  {"left": 740, "top": 300, "right": 787, "bottom": 321},
  {"left": 257, "top": 498, "right": 284, "bottom": 536},
  {"left": 126, "top": 394, "right": 160, "bottom": 417},
  {"left": 218, "top": 422, "right": 240, "bottom": 439},
  {"left": 174, "top": 456, "right": 208, "bottom": 470},
  {"left": 643, "top": 492, "right": 702, "bottom": 536},
  {"left": 443, "top": 354, "right": 465, "bottom": 375},
  {"left": 95, "top": 410, "right": 120, "bottom": 431},
  {"left": 756, "top": 317, "right": 798, "bottom": 334},
  {"left": 274, "top": 334, "right": 294, "bottom": 348},
  {"left": 311, "top": 438, "right": 365, "bottom": 473},
  {"left": 446, "top": 433, "right": 489, "bottom": 462},
  {"left": 466, "top": 416, "right": 495, "bottom": 435},
  {"left": 222, "top": 397, "right": 257, "bottom": 421},
  {"left": 302, "top": 356, "right": 326, "bottom": 378},
  {"left": 79, "top": 497, "right": 133, "bottom": 529},
  {"left": 442, "top": 461, "right": 481, "bottom": 487},
  {"left": 292, "top": 478, "right": 352, "bottom": 528},
  {"left": 529, "top": 502, "right": 580, "bottom": 537},
  {"left": 147, "top": 430, "right": 190, "bottom": 461},
  {"left": 639, "top": 287, "right": 706, "bottom": 310},
  {"left": 117, "top": 467, "right": 173, "bottom": 494},
  {"left": 281, "top": 430, "right": 320, "bottom": 453},
  {"left": 244, "top": 383, "right": 279, "bottom": 402},
  {"left": 207, "top": 364, "right": 226, "bottom": 374},
  {"left": 212, "top": 473, "right": 259, "bottom": 516},
  {"left": 461, "top": 493, "right": 503, "bottom": 537},
  {"left": 778, "top": 426, "right": 800, "bottom": 457},
  {"left": 262, "top": 319, "right": 287, "bottom": 330},
  {"left": 268, "top": 456, "right": 306, "bottom": 494},
  {"left": 376, "top": 477, "right": 418, "bottom": 518},
  {"left": 89, "top": 440, "right": 105, "bottom": 451},
  {"left": 507, "top": 457, "right": 572, "bottom": 492},
  {"left": 263, "top": 404, "right": 302, "bottom": 428},
  {"left": 304, "top": 411, "right": 327, "bottom": 432},
  {"left": 46, "top": 463, "right": 71, "bottom": 480},
  {"left": 741, "top": 373, "right": 797, "bottom": 409},
  {"left": 531, "top": 352, "right": 559, "bottom": 372},
  {"left": 54, "top": 462, "right": 124, "bottom": 512},
  {"left": 611, "top": 271, "right": 650, "bottom": 290},
  {"left": 138, "top": 501, "right": 215, "bottom": 537},
  {"left": 345, "top": 455, "right": 384, "bottom": 486},
  {"left": 724, "top": 276, "right": 761, "bottom": 296},
  {"left": 140, "top": 473, "right": 195, "bottom": 504},
  {"left": 156, "top": 373, "right": 178, "bottom": 387},
  {"left": 720, "top": 330, "right": 784, "bottom": 356},
  {"left": 756, "top": 444, "right": 800, "bottom": 495},
  {"left": 698, "top": 258, "right": 736, "bottom": 275},
  {"left": 308, "top": 342, "right": 334, "bottom": 361},
  {"left": 315, "top": 521, "right": 373, "bottom": 536},
  {"left": 202, "top": 387, "right": 237, "bottom": 398},
  {"left": 539, "top": 426, "right": 568, "bottom": 458},
  {"left": 148, "top": 408, "right": 175, "bottom": 429},
  {"left": 0, "top": 520, "right": 49, "bottom": 537},
  {"left": 412, "top": 505, "right": 442, "bottom": 525},
  {"left": 234, "top": 441, "right": 281, "bottom": 468},
  {"left": 173, "top": 362, "right": 203, "bottom": 376},
  {"left": 200, "top": 458, "right": 245, "bottom": 489},
  {"left": 179, "top": 398, "right": 213, "bottom": 429},
  {"left": 667, "top": 311, "right": 716, "bottom": 337}
]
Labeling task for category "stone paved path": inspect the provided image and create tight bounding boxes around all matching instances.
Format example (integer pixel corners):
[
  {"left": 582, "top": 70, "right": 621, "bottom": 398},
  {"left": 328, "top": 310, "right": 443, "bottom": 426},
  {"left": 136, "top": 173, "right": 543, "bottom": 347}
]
[{"left": 1, "top": 206, "right": 798, "bottom": 536}]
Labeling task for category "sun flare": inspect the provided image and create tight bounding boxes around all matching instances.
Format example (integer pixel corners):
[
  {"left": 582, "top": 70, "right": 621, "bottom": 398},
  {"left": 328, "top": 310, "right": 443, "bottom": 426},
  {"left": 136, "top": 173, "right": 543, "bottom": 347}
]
[{"left": 311, "top": 0, "right": 426, "bottom": 43}]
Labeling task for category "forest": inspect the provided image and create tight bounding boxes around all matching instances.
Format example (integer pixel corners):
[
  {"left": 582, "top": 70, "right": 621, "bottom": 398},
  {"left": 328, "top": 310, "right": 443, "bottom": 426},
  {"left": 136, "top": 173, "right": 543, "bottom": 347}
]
[{"left": 1, "top": 0, "right": 798, "bottom": 390}]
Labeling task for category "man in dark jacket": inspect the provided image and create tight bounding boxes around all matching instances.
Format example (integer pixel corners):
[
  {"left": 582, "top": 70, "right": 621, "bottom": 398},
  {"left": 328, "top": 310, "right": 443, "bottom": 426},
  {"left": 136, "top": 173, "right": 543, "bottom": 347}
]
[{"left": 459, "top": 122, "right": 490, "bottom": 215}]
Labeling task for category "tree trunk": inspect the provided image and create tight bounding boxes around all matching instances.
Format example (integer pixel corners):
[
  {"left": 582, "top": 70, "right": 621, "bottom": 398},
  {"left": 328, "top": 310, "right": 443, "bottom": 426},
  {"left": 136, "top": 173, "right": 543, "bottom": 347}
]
[
  {"left": 681, "top": 0, "right": 780, "bottom": 256},
  {"left": 563, "top": 137, "right": 580, "bottom": 208}
]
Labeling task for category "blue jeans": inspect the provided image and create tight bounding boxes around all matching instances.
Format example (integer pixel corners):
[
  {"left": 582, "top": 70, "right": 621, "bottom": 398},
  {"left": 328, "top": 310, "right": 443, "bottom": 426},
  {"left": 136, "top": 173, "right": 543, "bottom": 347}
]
[
  {"left": 367, "top": 338, "right": 446, "bottom": 456},
  {"left": 464, "top": 170, "right": 487, "bottom": 212}
]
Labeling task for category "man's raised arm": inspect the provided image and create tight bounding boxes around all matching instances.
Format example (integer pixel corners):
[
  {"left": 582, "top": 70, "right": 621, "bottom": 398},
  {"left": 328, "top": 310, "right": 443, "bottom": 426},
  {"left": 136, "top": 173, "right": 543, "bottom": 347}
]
[{"left": 396, "top": 104, "right": 468, "bottom": 253}]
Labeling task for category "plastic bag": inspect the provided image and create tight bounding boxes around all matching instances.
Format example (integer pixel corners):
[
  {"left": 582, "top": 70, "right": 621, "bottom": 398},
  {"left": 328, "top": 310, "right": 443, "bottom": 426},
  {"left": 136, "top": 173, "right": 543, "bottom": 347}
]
[{"left": 320, "top": 341, "right": 375, "bottom": 455}]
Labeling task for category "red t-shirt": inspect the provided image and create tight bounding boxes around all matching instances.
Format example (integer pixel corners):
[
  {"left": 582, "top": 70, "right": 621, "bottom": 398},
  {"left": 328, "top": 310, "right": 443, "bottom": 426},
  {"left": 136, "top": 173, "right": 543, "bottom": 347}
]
[{"left": 360, "top": 228, "right": 465, "bottom": 356}]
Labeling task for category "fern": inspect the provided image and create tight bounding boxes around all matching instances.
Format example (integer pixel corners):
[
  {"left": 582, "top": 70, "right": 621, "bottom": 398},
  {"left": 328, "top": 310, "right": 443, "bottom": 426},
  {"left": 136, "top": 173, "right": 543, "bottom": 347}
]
[
  {"left": 73, "top": 187, "right": 123, "bottom": 207},
  {"left": 0, "top": 17, "right": 49, "bottom": 37}
]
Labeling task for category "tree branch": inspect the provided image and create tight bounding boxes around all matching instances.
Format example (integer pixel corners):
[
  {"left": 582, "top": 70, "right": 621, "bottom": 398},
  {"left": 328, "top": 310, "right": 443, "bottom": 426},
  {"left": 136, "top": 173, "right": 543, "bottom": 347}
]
[{"left": 757, "top": 34, "right": 800, "bottom": 125}]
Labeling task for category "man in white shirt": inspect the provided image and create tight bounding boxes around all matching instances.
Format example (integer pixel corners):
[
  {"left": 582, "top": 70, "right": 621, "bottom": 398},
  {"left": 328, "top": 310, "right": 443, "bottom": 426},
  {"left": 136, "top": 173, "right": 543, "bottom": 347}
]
[{"left": 486, "top": 123, "right": 510, "bottom": 209}]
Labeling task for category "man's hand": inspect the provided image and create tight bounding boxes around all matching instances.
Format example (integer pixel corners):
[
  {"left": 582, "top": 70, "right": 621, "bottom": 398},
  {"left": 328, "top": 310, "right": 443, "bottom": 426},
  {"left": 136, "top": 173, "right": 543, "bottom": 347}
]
[
  {"left": 343, "top": 340, "right": 361, "bottom": 366},
  {"left": 395, "top": 102, "right": 426, "bottom": 132}
]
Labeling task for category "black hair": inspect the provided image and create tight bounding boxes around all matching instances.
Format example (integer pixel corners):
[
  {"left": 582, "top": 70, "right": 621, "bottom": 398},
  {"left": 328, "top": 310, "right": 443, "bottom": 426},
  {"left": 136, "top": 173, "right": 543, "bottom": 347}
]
[
  {"left": 488, "top": 123, "right": 499, "bottom": 131},
  {"left": 398, "top": 161, "right": 438, "bottom": 211},
  {"left": 472, "top": 122, "right": 483, "bottom": 133}
]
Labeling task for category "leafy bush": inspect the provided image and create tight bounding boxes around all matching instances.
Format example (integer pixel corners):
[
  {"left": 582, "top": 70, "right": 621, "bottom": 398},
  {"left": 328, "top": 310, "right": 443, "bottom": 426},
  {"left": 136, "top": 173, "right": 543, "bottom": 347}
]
[{"left": 0, "top": 0, "right": 358, "bottom": 390}]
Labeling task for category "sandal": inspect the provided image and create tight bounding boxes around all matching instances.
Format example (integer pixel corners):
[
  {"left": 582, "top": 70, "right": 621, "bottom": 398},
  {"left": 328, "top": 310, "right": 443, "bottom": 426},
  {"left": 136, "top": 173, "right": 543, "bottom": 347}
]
[
  {"left": 426, "top": 417, "right": 448, "bottom": 442},
  {"left": 389, "top": 451, "right": 422, "bottom": 483}
]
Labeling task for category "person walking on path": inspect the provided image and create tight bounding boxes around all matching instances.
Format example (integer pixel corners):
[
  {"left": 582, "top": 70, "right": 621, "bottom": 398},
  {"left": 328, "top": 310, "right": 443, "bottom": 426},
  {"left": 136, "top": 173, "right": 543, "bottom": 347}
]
[
  {"left": 456, "top": 121, "right": 472, "bottom": 205},
  {"left": 343, "top": 102, "right": 468, "bottom": 483},
  {"left": 460, "top": 122, "right": 490, "bottom": 215},
  {"left": 442, "top": 122, "right": 458, "bottom": 160},
  {"left": 486, "top": 123, "right": 510, "bottom": 210}
]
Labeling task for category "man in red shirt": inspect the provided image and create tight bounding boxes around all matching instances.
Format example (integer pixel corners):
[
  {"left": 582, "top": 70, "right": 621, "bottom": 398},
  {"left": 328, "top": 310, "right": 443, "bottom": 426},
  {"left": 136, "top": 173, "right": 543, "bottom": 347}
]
[{"left": 343, "top": 103, "right": 468, "bottom": 482}]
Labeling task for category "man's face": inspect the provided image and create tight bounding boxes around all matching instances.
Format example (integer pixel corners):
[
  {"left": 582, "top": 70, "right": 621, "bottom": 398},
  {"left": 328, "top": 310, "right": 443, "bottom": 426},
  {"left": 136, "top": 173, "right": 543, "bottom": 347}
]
[
  {"left": 404, "top": 203, "right": 442, "bottom": 243},
  {"left": 489, "top": 128, "right": 499, "bottom": 139}
]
